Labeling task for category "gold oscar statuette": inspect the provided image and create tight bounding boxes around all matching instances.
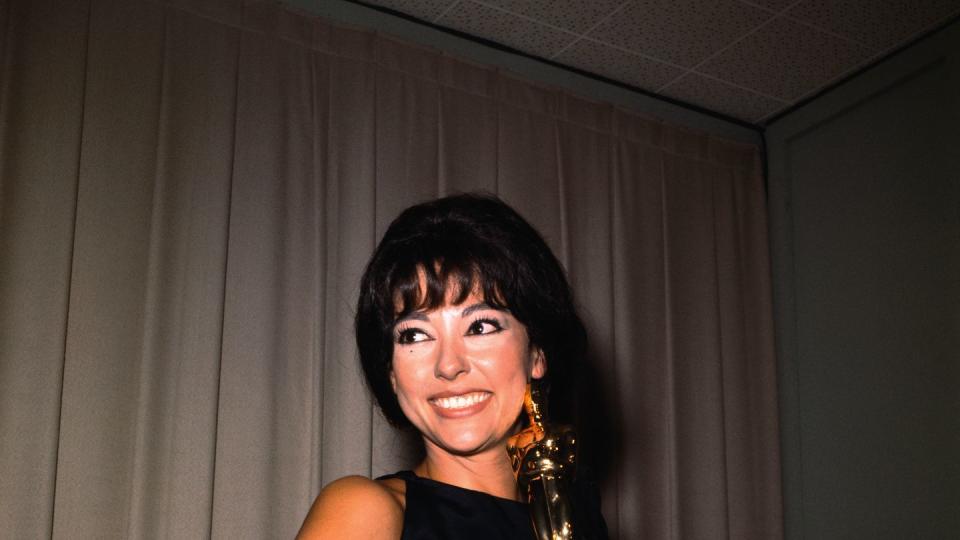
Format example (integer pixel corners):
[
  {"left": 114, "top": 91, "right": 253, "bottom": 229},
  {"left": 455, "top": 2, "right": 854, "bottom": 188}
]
[{"left": 507, "top": 381, "right": 577, "bottom": 540}]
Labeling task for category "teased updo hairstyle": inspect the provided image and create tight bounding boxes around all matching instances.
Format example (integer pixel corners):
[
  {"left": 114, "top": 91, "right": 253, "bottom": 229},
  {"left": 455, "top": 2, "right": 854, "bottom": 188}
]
[{"left": 356, "top": 193, "right": 586, "bottom": 428}]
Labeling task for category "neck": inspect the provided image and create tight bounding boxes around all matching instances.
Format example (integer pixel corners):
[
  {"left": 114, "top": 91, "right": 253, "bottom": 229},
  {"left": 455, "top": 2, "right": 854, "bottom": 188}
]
[{"left": 415, "top": 440, "right": 521, "bottom": 501}]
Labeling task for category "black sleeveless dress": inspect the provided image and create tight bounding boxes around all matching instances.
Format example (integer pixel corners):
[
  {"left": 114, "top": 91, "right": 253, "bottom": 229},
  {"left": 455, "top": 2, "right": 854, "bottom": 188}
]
[{"left": 377, "top": 470, "right": 534, "bottom": 539}]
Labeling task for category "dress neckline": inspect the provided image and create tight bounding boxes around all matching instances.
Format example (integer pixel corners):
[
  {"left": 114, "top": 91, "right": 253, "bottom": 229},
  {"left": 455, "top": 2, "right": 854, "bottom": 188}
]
[{"left": 392, "top": 470, "right": 528, "bottom": 507}]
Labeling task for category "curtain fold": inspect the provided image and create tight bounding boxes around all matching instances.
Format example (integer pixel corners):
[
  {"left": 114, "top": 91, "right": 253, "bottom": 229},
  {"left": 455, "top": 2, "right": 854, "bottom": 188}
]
[
  {"left": 125, "top": 7, "right": 237, "bottom": 537},
  {"left": 0, "top": 1, "right": 782, "bottom": 538},
  {"left": 0, "top": 0, "right": 89, "bottom": 536}
]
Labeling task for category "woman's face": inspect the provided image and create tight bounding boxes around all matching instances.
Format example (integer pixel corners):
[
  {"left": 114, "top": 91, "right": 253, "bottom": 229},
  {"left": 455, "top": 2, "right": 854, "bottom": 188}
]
[{"left": 390, "top": 287, "right": 545, "bottom": 457}]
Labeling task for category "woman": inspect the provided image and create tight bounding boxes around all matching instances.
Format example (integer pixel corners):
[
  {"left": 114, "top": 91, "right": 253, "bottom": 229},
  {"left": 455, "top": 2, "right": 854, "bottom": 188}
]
[{"left": 298, "top": 193, "right": 602, "bottom": 539}]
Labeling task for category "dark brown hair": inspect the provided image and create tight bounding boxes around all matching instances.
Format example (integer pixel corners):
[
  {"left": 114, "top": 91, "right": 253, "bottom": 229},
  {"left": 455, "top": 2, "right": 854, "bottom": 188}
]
[{"left": 355, "top": 193, "right": 586, "bottom": 427}]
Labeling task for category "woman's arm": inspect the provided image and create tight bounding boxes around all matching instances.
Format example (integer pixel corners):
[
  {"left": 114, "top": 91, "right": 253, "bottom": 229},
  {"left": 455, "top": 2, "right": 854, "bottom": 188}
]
[{"left": 297, "top": 476, "right": 403, "bottom": 539}]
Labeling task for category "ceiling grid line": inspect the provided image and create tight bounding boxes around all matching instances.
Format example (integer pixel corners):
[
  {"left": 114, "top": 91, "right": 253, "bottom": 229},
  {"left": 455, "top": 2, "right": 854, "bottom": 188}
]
[
  {"left": 549, "top": 1, "right": 633, "bottom": 60},
  {"left": 781, "top": 14, "right": 877, "bottom": 50},
  {"left": 432, "top": 0, "right": 461, "bottom": 24},
  {"left": 671, "top": 71, "right": 790, "bottom": 105},
  {"left": 574, "top": 35, "right": 702, "bottom": 74},
  {"left": 659, "top": 0, "right": 808, "bottom": 93},
  {"left": 734, "top": 0, "right": 783, "bottom": 16},
  {"left": 442, "top": 0, "right": 581, "bottom": 39}
]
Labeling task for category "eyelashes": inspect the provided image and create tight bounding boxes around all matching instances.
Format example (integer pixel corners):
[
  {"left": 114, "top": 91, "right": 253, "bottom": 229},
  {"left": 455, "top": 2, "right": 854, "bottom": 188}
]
[
  {"left": 393, "top": 316, "right": 505, "bottom": 345},
  {"left": 395, "top": 325, "right": 429, "bottom": 345},
  {"left": 466, "top": 317, "right": 504, "bottom": 336}
]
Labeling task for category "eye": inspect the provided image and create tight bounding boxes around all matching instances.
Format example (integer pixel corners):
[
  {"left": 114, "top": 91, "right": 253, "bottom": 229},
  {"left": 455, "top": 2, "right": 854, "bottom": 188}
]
[
  {"left": 395, "top": 327, "right": 431, "bottom": 345},
  {"left": 466, "top": 317, "right": 503, "bottom": 336}
]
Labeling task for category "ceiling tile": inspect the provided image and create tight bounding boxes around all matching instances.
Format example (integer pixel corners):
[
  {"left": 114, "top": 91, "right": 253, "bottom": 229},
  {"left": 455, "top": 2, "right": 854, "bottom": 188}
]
[
  {"left": 437, "top": 0, "right": 580, "bottom": 58},
  {"left": 362, "top": 0, "right": 455, "bottom": 22},
  {"left": 787, "top": 0, "right": 960, "bottom": 49},
  {"left": 480, "top": 0, "right": 626, "bottom": 34},
  {"left": 740, "top": 0, "right": 797, "bottom": 13},
  {"left": 697, "top": 16, "right": 874, "bottom": 101},
  {"left": 588, "top": 0, "right": 772, "bottom": 67},
  {"left": 555, "top": 39, "right": 687, "bottom": 92},
  {"left": 659, "top": 72, "right": 788, "bottom": 122}
]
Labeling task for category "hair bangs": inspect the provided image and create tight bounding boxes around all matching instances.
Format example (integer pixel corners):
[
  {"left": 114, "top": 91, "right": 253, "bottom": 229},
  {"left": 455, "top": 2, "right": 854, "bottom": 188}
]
[{"left": 386, "top": 243, "right": 509, "bottom": 325}]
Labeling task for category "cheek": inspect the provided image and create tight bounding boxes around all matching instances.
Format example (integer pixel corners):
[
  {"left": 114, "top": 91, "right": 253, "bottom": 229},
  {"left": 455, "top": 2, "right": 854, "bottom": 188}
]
[
  {"left": 481, "top": 349, "right": 532, "bottom": 406},
  {"left": 390, "top": 365, "right": 412, "bottom": 400},
  {"left": 390, "top": 356, "right": 431, "bottom": 404},
  {"left": 391, "top": 371, "right": 420, "bottom": 420}
]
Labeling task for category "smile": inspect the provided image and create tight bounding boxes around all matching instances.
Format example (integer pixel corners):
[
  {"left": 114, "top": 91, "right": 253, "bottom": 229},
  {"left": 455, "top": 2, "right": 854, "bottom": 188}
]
[{"left": 429, "top": 391, "right": 492, "bottom": 410}]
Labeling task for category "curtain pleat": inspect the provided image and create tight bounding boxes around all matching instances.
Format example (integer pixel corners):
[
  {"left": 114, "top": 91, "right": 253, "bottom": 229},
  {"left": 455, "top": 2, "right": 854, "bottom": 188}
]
[
  {"left": 557, "top": 117, "right": 620, "bottom": 537},
  {"left": 612, "top": 137, "right": 670, "bottom": 539},
  {"left": 0, "top": 0, "right": 88, "bottom": 536},
  {"left": 314, "top": 26, "right": 379, "bottom": 495},
  {"left": 125, "top": 9, "right": 238, "bottom": 538},
  {"left": 52, "top": 1, "right": 165, "bottom": 537},
  {"left": 496, "top": 103, "right": 563, "bottom": 259},
  {"left": 211, "top": 20, "right": 319, "bottom": 537},
  {"left": 0, "top": 2, "right": 782, "bottom": 538},
  {"left": 664, "top": 152, "right": 730, "bottom": 538},
  {"left": 438, "top": 61, "right": 498, "bottom": 195}
]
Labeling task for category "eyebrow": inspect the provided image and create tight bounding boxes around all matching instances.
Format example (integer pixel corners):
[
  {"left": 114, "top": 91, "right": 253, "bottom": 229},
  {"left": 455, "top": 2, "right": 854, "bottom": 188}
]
[
  {"left": 393, "top": 302, "right": 500, "bottom": 325},
  {"left": 460, "top": 302, "right": 497, "bottom": 317},
  {"left": 395, "top": 312, "right": 429, "bottom": 323}
]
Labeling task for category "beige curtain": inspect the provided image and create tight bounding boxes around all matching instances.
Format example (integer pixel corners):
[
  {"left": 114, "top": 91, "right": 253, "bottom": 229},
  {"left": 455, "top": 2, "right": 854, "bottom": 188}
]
[{"left": 0, "top": 1, "right": 782, "bottom": 538}]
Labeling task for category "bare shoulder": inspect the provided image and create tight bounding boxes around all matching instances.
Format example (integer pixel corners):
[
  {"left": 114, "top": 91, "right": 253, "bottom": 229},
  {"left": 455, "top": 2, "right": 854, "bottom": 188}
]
[{"left": 297, "top": 475, "right": 403, "bottom": 539}]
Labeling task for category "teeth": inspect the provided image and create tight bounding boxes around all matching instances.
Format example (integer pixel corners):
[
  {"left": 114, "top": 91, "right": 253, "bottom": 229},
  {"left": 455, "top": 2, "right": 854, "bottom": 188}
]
[{"left": 431, "top": 392, "right": 490, "bottom": 410}]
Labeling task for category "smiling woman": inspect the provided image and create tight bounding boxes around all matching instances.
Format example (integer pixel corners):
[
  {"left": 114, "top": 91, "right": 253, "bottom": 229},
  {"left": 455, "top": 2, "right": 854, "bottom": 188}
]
[
  {"left": 297, "top": 193, "right": 605, "bottom": 539},
  {"left": 390, "top": 291, "right": 544, "bottom": 460}
]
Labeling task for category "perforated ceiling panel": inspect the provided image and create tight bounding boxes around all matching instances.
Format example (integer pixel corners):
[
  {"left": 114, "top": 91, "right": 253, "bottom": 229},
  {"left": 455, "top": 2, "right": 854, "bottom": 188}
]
[{"left": 347, "top": 0, "right": 960, "bottom": 124}]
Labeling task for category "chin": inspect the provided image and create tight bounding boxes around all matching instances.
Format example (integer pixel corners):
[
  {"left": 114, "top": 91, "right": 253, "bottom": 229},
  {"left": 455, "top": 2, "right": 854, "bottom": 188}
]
[{"left": 433, "top": 428, "right": 502, "bottom": 456}]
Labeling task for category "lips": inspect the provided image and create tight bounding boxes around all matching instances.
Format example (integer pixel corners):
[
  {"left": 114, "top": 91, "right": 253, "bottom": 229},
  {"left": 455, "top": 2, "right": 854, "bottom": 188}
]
[{"left": 428, "top": 391, "right": 492, "bottom": 418}]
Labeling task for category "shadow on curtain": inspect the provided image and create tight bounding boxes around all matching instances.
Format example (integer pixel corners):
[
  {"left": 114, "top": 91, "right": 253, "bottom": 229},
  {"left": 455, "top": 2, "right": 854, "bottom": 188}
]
[{"left": 0, "top": 0, "right": 782, "bottom": 538}]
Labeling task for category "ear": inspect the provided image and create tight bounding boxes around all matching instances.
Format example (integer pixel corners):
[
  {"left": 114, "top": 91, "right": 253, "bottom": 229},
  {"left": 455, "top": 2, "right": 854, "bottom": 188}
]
[
  {"left": 389, "top": 370, "right": 397, "bottom": 393},
  {"left": 530, "top": 347, "right": 546, "bottom": 379}
]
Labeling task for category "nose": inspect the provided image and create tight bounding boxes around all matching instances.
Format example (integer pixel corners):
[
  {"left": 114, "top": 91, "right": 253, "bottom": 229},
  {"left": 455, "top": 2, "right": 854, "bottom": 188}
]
[{"left": 434, "top": 336, "right": 469, "bottom": 380}]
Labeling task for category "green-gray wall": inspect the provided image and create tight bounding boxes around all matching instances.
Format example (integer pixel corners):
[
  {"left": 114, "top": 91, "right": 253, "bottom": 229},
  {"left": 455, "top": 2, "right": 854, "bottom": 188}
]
[{"left": 766, "top": 19, "right": 960, "bottom": 540}]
